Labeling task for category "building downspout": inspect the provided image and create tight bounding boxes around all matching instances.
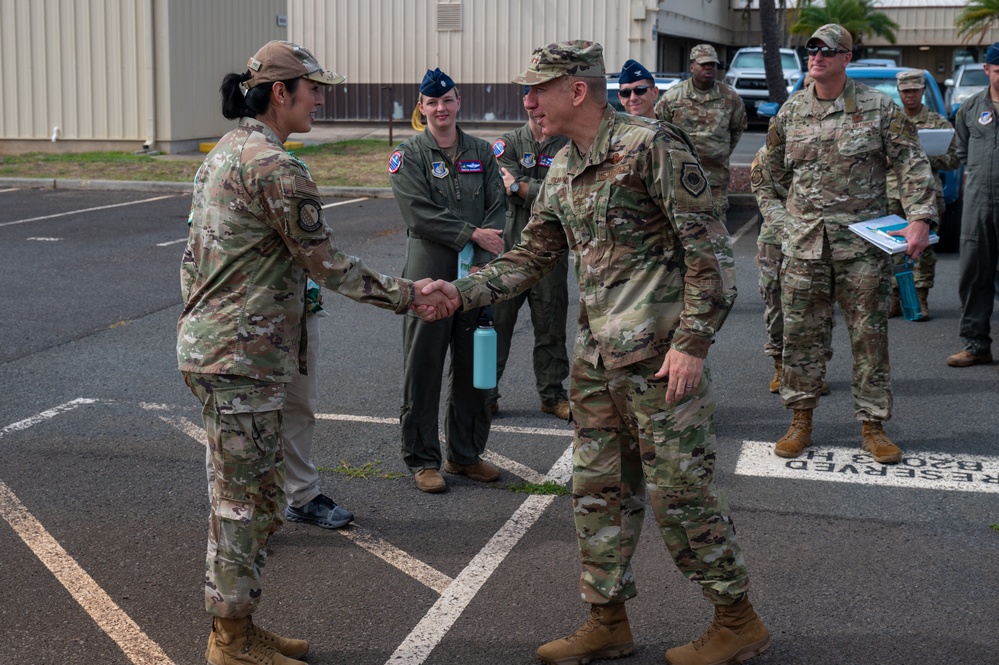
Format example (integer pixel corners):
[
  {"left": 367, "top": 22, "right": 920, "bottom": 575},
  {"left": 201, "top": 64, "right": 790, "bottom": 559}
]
[{"left": 142, "top": 0, "right": 156, "bottom": 152}]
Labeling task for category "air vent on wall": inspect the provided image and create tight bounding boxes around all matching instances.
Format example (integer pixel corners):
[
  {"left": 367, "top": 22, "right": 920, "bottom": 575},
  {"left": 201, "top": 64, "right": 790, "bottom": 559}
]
[{"left": 437, "top": 2, "right": 462, "bottom": 31}]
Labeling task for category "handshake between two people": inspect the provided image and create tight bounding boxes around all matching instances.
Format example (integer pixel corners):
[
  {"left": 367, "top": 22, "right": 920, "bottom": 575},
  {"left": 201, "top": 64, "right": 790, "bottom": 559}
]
[{"left": 410, "top": 278, "right": 462, "bottom": 322}]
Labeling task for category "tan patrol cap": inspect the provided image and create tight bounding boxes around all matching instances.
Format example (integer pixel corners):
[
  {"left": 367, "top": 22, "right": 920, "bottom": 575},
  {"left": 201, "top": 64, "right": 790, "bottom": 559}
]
[
  {"left": 807, "top": 24, "right": 854, "bottom": 52},
  {"left": 244, "top": 40, "right": 345, "bottom": 90},
  {"left": 896, "top": 70, "right": 925, "bottom": 91},
  {"left": 690, "top": 44, "right": 720, "bottom": 65},
  {"left": 512, "top": 41, "right": 605, "bottom": 86}
]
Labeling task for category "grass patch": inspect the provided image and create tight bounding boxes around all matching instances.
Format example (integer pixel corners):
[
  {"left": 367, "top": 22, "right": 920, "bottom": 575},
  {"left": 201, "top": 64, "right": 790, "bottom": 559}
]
[
  {"left": 0, "top": 139, "right": 395, "bottom": 188},
  {"left": 507, "top": 480, "right": 570, "bottom": 495},
  {"left": 318, "top": 459, "right": 405, "bottom": 481},
  {"left": 991, "top": 524, "right": 999, "bottom": 533}
]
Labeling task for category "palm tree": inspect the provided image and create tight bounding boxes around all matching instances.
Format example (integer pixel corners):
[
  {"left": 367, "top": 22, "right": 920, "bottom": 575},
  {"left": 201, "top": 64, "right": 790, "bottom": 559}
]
[
  {"left": 790, "top": 0, "right": 899, "bottom": 47},
  {"left": 956, "top": 0, "right": 999, "bottom": 45},
  {"left": 759, "top": 0, "right": 790, "bottom": 104}
]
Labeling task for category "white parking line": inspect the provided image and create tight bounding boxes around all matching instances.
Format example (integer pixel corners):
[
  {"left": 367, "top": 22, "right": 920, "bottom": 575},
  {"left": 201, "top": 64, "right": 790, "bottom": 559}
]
[
  {"left": 0, "top": 188, "right": 20, "bottom": 193},
  {"left": 0, "top": 401, "right": 173, "bottom": 664},
  {"left": 387, "top": 444, "right": 574, "bottom": 664},
  {"left": 0, "top": 398, "right": 98, "bottom": 439},
  {"left": 0, "top": 195, "right": 181, "bottom": 228},
  {"left": 730, "top": 212, "right": 759, "bottom": 245},
  {"left": 156, "top": 237, "right": 187, "bottom": 247},
  {"left": 322, "top": 197, "right": 368, "bottom": 209},
  {"left": 339, "top": 528, "right": 454, "bottom": 594},
  {"left": 481, "top": 449, "right": 547, "bottom": 484}
]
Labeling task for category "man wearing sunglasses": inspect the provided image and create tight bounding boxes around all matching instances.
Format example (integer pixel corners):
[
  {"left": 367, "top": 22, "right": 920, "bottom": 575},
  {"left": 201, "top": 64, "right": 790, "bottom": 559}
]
[
  {"left": 758, "top": 24, "right": 937, "bottom": 465},
  {"left": 656, "top": 44, "right": 747, "bottom": 223},
  {"left": 617, "top": 59, "right": 659, "bottom": 119}
]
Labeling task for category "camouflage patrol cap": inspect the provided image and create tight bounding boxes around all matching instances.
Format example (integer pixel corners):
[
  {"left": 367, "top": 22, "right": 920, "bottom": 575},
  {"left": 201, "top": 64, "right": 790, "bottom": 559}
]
[
  {"left": 807, "top": 24, "right": 853, "bottom": 51},
  {"left": 512, "top": 41, "right": 605, "bottom": 85},
  {"left": 690, "top": 44, "right": 720, "bottom": 65},
  {"left": 245, "top": 41, "right": 345, "bottom": 89},
  {"left": 896, "top": 70, "right": 925, "bottom": 91}
]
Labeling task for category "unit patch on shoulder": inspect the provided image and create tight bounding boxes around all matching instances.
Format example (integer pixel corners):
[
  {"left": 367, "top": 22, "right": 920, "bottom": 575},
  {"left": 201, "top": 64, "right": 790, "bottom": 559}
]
[
  {"left": 680, "top": 162, "right": 707, "bottom": 198},
  {"left": 297, "top": 199, "right": 324, "bottom": 233},
  {"left": 493, "top": 139, "right": 506, "bottom": 157},
  {"left": 750, "top": 164, "right": 764, "bottom": 189},
  {"left": 388, "top": 151, "right": 403, "bottom": 173}
]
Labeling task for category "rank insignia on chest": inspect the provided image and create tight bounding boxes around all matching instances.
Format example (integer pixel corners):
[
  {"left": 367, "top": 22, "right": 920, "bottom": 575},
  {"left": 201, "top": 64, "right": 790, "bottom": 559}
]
[
  {"left": 521, "top": 152, "right": 537, "bottom": 167},
  {"left": 458, "top": 160, "right": 484, "bottom": 173},
  {"left": 492, "top": 139, "right": 506, "bottom": 157},
  {"left": 680, "top": 162, "right": 707, "bottom": 197},
  {"left": 388, "top": 151, "right": 403, "bottom": 173},
  {"left": 539, "top": 154, "right": 554, "bottom": 168},
  {"left": 431, "top": 161, "right": 450, "bottom": 178},
  {"left": 979, "top": 111, "right": 994, "bottom": 126}
]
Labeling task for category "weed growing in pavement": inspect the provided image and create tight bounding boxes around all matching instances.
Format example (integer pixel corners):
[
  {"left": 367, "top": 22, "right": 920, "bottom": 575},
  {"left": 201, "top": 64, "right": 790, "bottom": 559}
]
[
  {"left": 507, "top": 480, "right": 570, "bottom": 495},
  {"left": 318, "top": 459, "right": 405, "bottom": 480},
  {"left": 991, "top": 524, "right": 999, "bottom": 533}
]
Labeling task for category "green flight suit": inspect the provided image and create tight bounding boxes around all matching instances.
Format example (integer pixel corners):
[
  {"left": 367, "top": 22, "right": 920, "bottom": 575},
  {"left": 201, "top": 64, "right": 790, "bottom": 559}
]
[
  {"left": 389, "top": 126, "right": 507, "bottom": 473},
  {"left": 491, "top": 124, "right": 571, "bottom": 406}
]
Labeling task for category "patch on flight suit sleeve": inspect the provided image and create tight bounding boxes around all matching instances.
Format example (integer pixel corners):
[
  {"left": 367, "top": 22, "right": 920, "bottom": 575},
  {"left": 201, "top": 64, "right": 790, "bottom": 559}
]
[
  {"left": 388, "top": 150, "right": 403, "bottom": 173},
  {"left": 297, "top": 199, "right": 324, "bottom": 233},
  {"left": 669, "top": 151, "right": 714, "bottom": 213},
  {"left": 750, "top": 160, "right": 764, "bottom": 189}
]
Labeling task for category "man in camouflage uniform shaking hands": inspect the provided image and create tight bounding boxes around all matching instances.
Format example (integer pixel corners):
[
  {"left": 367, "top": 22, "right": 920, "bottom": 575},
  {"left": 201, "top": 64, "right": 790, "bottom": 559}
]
[
  {"left": 428, "top": 40, "right": 771, "bottom": 665},
  {"left": 758, "top": 25, "right": 936, "bottom": 464}
]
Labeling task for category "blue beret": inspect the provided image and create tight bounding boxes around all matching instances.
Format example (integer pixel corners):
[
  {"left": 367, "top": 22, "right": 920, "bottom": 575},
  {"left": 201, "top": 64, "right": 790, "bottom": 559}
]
[
  {"left": 618, "top": 59, "right": 653, "bottom": 85},
  {"left": 420, "top": 68, "right": 455, "bottom": 97},
  {"left": 987, "top": 42, "right": 999, "bottom": 66}
]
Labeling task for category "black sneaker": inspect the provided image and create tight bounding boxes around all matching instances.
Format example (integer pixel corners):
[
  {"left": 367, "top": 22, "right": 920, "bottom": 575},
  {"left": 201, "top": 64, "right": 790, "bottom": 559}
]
[{"left": 285, "top": 494, "right": 354, "bottom": 529}]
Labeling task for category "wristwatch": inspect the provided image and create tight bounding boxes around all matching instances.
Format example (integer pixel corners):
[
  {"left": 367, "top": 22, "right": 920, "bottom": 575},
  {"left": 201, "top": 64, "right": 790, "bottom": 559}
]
[{"left": 510, "top": 181, "right": 521, "bottom": 194}]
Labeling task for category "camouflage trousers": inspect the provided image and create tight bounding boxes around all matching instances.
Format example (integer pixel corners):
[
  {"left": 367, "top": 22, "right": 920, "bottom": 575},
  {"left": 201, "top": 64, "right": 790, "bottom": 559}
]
[
  {"left": 756, "top": 240, "right": 783, "bottom": 357},
  {"left": 184, "top": 372, "right": 287, "bottom": 618},
  {"left": 570, "top": 355, "right": 749, "bottom": 607},
  {"left": 780, "top": 250, "right": 893, "bottom": 420}
]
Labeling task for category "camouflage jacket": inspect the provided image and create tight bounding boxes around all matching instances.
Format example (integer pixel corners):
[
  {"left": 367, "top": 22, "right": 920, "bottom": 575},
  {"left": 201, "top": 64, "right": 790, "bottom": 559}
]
[
  {"left": 654, "top": 79, "right": 747, "bottom": 191},
  {"left": 886, "top": 105, "right": 959, "bottom": 217},
  {"left": 493, "top": 123, "right": 569, "bottom": 250},
  {"left": 178, "top": 118, "right": 414, "bottom": 382},
  {"left": 389, "top": 126, "right": 506, "bottom": 275},
  {"left": 750, "top": 144, "right": 787, "bottom": 247},
  {"left": 454, "top": 106, "right": 736, "bottom": 367},
  {"left": 760, "top": 79, "right": 937, "bottom": 260}
]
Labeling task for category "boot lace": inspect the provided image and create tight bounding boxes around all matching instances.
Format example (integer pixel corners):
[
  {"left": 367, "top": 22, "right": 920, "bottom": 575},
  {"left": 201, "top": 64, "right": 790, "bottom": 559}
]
[
  {"left": 690, "top": 618, "right": 724, "bottom": 651},
  {"left": 240, "top": 621, "right": 281, "bottom": 663},
  {"left": 563, "top": 615, "right": 602, "bottom": 643}
]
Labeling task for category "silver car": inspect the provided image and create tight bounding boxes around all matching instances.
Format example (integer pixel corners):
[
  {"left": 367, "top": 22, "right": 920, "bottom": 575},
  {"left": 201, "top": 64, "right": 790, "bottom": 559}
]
[{"left": 945, "top": 64, "right": 989, "bottom": 118}]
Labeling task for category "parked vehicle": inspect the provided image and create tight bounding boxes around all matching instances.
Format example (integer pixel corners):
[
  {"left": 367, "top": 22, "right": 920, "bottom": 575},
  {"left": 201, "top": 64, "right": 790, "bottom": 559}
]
[
  {"left": 757, "top": 67, "right": 964, "bottom": 252},
  {"left": 723, "top": 47, "right": 804, "bottom": 115},
  {"left": 945, "top": 63, "right": 989, "bottom": 119},
  {"left": 848, "top": 58, "right": 897, "bottom": 68},
  {"left": 606, "top": 73, "right": 685, "bottom": 112}
]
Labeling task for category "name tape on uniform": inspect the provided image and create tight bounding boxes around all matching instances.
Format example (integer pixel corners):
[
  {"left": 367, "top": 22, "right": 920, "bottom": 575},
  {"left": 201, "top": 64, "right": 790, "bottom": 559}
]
[{"left": 735, "top": 440, "right": 999, "bottom": 494}]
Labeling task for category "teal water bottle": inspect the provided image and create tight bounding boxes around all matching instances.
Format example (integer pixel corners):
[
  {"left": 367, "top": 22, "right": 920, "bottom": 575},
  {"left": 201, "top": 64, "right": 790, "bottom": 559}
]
[
  {"left": 895, "top": 256, "right": 923, "bottom": 321},
  {"left": 473, "top": 306, "right": 497, "bottom": 389}
]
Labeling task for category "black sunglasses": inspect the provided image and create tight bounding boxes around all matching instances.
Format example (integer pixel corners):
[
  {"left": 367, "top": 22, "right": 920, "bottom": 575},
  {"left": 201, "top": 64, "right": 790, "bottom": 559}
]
[
  {"left": 618, "top": 86, "right": 650, "bottom": 99},
  {"left": 806, "top": 46, "right": 850, "bottom": 58}
]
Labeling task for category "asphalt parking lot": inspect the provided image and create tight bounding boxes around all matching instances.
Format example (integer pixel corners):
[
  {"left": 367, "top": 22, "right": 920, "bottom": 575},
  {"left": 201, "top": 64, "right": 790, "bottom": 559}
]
[{"left": 1, "top": 186, "right": 997, "bottom": 665}]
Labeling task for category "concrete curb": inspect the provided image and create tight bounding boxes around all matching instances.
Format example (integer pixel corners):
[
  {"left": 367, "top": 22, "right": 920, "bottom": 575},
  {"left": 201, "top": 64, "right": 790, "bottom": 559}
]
[{"left": 1, "top": 177, "right": 755, "bottom": 207}]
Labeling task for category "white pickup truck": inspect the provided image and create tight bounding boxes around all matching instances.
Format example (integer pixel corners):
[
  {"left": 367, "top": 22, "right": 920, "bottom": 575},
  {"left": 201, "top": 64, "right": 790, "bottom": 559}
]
[{"left": 723, "top": 46, "right": 804, "bottom": 115}]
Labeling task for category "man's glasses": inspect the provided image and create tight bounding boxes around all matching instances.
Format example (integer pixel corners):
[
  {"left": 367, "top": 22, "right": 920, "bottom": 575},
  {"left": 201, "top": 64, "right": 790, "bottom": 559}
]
[
  {"left": 618, "top": 86, "right": 650, "bottom": 99},
  {"left": 806, "top": 46, "right": 850, "bottom": 58}
]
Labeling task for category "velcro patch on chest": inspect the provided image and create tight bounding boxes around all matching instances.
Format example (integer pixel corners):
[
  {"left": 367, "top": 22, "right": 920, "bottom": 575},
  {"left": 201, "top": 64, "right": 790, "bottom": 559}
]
[{"left": 458, "top": 160, "right": 484, "bottom": 173}]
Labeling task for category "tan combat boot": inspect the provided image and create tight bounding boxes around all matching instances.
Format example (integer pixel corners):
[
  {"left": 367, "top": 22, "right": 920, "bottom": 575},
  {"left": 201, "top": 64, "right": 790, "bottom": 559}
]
[
  {"left": 774, "top": 409, "right": 812, "bottom": 458},
  {"left": 916, "top": 288, "right": 930, "bottom": 320},
  {"left": 768, "top": 357, "right": 781, "bottom": 394},
  {"left": 665, "top": 595, "right": 770, "bottom": 665},
  {"left": 861, "top": 421, "right": 902, "bottom": 464},
  {"left": 542, "top": 398, "right": 572, "bottom": 421},
  {"left": 206, "top": 617, "right": 307, "bottom": 665},
  {"left": 536, "top": 603, "right": 634, "bottom": 665}
]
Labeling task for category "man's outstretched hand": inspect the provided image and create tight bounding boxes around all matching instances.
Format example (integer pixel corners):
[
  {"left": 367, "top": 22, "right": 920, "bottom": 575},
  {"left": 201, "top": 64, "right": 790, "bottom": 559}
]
[{"left": 411, "top": 278, "right": 461, "bottom": 321}]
